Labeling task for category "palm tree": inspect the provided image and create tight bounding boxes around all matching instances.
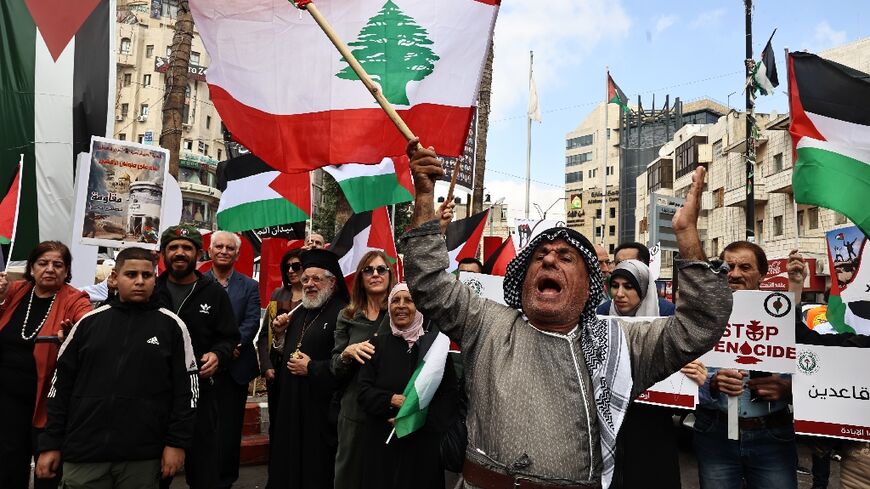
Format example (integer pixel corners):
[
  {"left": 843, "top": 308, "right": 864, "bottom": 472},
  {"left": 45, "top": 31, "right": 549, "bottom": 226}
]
[
  {"left": 159, "top": 0, "right": 194, "bottom": 179},
  {"left": 472, "top": 40, "right": 494, "bottom": 214}
]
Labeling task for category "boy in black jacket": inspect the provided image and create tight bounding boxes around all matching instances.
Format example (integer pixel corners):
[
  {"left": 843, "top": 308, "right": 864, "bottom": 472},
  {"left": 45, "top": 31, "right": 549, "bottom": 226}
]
[{"left": 36, "top": 247, "right": 198, "bottom": 488}]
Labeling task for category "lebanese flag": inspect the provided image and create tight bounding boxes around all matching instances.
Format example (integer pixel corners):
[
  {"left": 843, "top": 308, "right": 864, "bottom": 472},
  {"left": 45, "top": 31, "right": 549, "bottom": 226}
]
[
  {"left": 482, "top": 235, "right": 516, "bottom": 276},
  {"left": 0, "top": 158, "right": 23, "bottom": 246},
  {"left": 330, "top": 207, "right": 400, "bottom": 284},
  {"left": 445, "top": 209, "right": 489, "bottom": 273},
  {"left": 189, "top": 0, "right": 499, "bottom": 174},
  {"left": 789, "top": 52, "right": 870, "bottom": 237},
  {"left": 216, "top": 153, "right": 311, "bottom": 232},
  {"left": 323, "top": 156, "right": 414, "bottom": 213},
  {"left": 0, "top": 0, "right": 114, "bottom": 259}
]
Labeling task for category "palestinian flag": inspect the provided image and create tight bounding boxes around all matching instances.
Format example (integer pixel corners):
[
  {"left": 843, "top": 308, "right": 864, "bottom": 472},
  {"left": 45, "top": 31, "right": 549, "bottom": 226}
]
[
  {"left": 445, "top": 209, "right": 489, "bottom": 273},
  {"left": 752, "top": 32, "right": 779, "bottom": 96},
  {"left": 216, "top": 153, "right": 311, "bottom": 232},
  {"left": 607, "top": 73, "right": 630, "bottom": 113},
  {"left": 393, "top": 331, "right": 450, "bottom": 439},
  {"left": 0, "top": 0, "right": 114, "bottom": 259},
  {"left": 789, "top": 52, "right": 870, "bottom": 237},
  {"left": 331, "top": 207, "right": 399, "bottom": 282},
  {"left": 483, "top": 235, "right": 516, "bottom": 276},
  {"left": 323, "top": 156, "right": 414, "bottom": 213},
  {"left": 0, "top": 157, "right": 23, "bottom": 245},
  {"left": 189, "top": 0, "right": 499, "bottom": 174}
]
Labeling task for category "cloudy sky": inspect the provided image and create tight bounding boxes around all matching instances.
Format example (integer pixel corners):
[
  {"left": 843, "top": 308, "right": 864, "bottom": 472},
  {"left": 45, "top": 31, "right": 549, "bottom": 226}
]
[{"left": 469, "top": 0, "right": 870, "bottom": 222}]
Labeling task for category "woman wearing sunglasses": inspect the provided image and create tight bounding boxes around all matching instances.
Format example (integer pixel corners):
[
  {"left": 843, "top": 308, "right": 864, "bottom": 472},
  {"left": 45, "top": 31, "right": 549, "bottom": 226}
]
[
  {"left": 256, "top": 248, "right": 304, "bottom": 439},
  {"left": 331, "top": 251, "right": 396, "bottom": 489}
]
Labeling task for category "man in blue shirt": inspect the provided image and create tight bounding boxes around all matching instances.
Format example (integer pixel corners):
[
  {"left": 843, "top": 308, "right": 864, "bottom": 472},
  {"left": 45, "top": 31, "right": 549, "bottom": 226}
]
[
  {"left": 694, "top": 240, "right": 797, "bottom": 489},
  {"left": 206, "top": 231, "right": 261, "bottom": 489}
]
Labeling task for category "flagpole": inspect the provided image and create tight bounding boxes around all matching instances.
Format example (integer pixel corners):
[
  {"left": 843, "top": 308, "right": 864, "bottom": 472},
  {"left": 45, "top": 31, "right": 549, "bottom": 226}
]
[
  {"left": 4, "top": 154, "right": 23, "bottom": 273},
  {"left": 601, "top": 67, "right": 609, "bottom": 245},
  {"left": 784, "top": 46, "right": 800, "bottom": 251},
  {"left": 744, "top": 0, "right": 755, "bottom": 243},
  {"left": 299, "top": 1, "right": 418, "bottom": 146},
  {"left": 525, "top": 51, "right": 533, "bottom": 219}
]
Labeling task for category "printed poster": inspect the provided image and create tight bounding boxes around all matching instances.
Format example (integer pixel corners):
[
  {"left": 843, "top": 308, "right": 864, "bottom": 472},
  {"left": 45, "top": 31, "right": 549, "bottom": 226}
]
[
  {"left": 513, "top": 218, "right": 566, "bottom": 251},
  {"left": 80, "top": 137, "right": 169, "bottom": 249},
  {"left": 794, "top": 345, "right": 870, "bottom": 442},
  {"left": 599, "top": 315, "right": 699, "bottom": 409},
  {"left": 699, "top": 290, "right": 797, "bottom": 374},
  {"left": 825, "top": 226, "right": 870, "bottom": 335},
  {"left": 458, "top": 271, "right": 505, "bottom": 305}
]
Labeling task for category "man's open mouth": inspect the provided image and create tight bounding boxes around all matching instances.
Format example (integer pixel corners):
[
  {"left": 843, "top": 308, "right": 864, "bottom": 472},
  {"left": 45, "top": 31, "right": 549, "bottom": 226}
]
[{"left": 537, "top": 278, "right": 562, "bottom": 295}]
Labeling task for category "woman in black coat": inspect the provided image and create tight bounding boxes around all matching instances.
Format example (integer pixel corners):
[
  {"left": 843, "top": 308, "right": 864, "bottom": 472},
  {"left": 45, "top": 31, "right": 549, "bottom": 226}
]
[{"left": 357, "top": 283, "right": 457, "bottom": 489}]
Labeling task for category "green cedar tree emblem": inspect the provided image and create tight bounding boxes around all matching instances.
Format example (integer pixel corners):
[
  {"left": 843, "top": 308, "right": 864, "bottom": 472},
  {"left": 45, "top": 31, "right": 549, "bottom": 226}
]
[{"left": 336, "top": 0, "right": 440, "bottom": 106}]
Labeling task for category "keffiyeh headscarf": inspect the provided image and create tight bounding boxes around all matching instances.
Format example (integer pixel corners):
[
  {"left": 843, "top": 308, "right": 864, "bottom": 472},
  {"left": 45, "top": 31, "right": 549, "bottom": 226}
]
[
  {"left": 388, "top": 283, "right": 425, "bottom": 347},
  {"left": 503, "top": 227, "right": 632, "bottom": 489},
  {"left": 608, "top": 259, "right": 661, "bottom": 317}
]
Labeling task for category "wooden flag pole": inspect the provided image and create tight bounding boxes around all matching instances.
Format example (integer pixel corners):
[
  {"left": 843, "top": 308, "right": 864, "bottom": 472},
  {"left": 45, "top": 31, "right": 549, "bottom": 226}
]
[
  {"left": 301, "top": 1, "right": 418, "bottom": 145},
  {"left": 446, "top": 163, "right": 460, "bottom": 204}
]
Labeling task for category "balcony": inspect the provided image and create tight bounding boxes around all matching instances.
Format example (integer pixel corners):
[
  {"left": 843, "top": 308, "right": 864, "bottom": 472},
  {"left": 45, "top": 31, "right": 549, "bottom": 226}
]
[
  {"left": 765, "top": 167, "right": 793, "bottom": 193},
  {"left": 178, "top": 181, "right": 222, "bottom": 200},
  {"left": 725, "top": 183, "right": 767, "bottom": 207}
]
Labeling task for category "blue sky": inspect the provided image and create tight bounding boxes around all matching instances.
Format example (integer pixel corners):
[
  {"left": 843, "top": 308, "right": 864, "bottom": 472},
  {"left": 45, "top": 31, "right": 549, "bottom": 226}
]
[{"left": 478, "top": 0, "right": 870, "bottom": 222}]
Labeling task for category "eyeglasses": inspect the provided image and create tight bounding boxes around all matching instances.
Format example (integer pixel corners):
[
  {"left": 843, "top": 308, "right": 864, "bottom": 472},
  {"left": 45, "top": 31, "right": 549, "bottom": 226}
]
[
  {"left": 287, "top": 262, "right": 302, "bottom": 272},
  {"left": 362, "top": 265, "right": 390, "bottom": 276},
  {"left": 301, "top": 274, "right": 330, "bottom": 285}
]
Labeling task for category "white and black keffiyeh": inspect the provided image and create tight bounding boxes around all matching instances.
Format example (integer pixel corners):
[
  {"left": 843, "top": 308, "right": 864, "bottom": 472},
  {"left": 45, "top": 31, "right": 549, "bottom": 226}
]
[{"left": 503, "top": 228, "right": 632, "bottom": 488}]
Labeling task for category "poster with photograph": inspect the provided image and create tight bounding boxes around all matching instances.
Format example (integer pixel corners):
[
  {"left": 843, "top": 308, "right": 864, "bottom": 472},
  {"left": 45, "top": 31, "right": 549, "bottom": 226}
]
[
  {"left": 825, "top": 226, "right": 870, "bottom": 335},
  {"left": 512, "top": 218, "right": 567, "bottom": 251},
  {"left": 80, "top": 137, "right": 169, "bottom": 249}
]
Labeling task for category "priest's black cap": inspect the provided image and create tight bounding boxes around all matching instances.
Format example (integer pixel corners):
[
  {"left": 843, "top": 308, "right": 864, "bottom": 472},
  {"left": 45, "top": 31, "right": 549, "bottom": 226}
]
[{"left": 300, "top": 249, "right": 349, "bottom": 303}]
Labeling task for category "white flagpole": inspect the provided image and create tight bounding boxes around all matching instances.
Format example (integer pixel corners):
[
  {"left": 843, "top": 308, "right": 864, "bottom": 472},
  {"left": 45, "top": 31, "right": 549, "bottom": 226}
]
[
  {"left": 4, "top": 154, "right": 24, "bottom": 273},
  {"left": 525, "top": 51, "right": 533, "bottom": 219}
]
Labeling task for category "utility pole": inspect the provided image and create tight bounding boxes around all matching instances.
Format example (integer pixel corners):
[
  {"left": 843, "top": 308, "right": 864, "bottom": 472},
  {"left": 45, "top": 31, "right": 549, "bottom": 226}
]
[
  {"left": 159, "top": 0, "right": 194, "bottom": 179},
  {"left": 524, "top": 50, "right": 533, "bottom": 219},
  {"left": 744, "top": 0, "right": 755, "bottom": 242}
]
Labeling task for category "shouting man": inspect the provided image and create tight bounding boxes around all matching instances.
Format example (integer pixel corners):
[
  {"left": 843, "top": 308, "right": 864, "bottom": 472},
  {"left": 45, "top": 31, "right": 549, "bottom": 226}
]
[{"left": 402, "top": 141, "right": 732, "bottom": 488}]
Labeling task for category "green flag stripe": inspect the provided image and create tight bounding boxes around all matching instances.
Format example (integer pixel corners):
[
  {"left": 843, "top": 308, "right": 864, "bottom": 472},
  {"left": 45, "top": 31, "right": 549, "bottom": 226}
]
[
  {"left": 825, "top": 295, "right": 853, "bottom": 334},
  {"left": 793, "top": 146, "right": 870, "bottom": 237},
  {"left": 395, "top": 358, "right": 426, "bottom": 437},
  {"left": 216, "top": 198, "right": 307, "bottom": 232},
  {"left": 336, "top": 173, "right": 413, "bottom": 213},
  {"left": 0, "top": 1, "right": 37, "bottom": 259}
]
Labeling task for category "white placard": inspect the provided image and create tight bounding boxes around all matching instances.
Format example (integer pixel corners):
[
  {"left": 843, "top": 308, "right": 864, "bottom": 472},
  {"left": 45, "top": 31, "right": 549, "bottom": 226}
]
[
  {"left": 699, "top": 290, "right": 797, "bottom": 373},
  {"left": 793, "top": 344, "right": 870, "bottom": 442},
  {"left": 458, "top": 271, "right": 505, "bottom": 305}
]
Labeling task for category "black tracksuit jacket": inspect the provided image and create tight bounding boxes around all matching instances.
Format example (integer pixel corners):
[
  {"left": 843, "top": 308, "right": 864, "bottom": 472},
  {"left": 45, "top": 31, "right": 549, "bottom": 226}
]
[{"left": 39, "top": 297, "right": 199, "bottom": 462}]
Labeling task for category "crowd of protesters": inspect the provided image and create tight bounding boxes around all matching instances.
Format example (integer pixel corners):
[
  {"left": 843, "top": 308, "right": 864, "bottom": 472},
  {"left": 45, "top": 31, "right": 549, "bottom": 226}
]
[{"left": 0, "top": 142, "right": 867, "bottom": 489}]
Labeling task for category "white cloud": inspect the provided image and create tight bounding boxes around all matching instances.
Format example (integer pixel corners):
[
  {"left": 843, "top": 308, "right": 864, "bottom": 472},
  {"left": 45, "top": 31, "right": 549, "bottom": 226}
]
[
  {"left": 489, "top": 0, "right": 631, "bottom": 121},
  {"left": 812, "top": 21, "right": 847, "bottom": 50},
  {"left": 484, "top": 179, "right": 567, "bottom": 222},
  {"left": 689, "top": 8, "right": 726, "bottom": 29},
  {"left": 654, "top": 15, "right": 677, "bottom": 36}
]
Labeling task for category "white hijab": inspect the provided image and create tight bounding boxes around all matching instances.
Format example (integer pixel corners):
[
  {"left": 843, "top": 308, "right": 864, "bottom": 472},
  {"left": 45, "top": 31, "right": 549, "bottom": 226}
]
[{"left": 608, "top": 259, "right": 660, "bottom": 317}]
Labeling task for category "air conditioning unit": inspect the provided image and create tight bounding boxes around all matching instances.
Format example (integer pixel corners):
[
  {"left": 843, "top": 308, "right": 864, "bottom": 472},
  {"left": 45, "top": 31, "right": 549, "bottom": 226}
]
[
  {"left": 115, "top": 114, "right": 123, "bottom": 121},
  {"left": 136, "top": 115, "right": 147, "bottom": 122}
]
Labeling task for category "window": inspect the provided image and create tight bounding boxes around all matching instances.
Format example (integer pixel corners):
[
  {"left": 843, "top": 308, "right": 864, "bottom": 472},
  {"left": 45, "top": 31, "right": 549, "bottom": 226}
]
[
  {"left": 203, "top": 144, "right": 209, "bottom": 156},
  {"left": 772, "top": 153, "right": 783, "bottom": 173},
  {"left": 711, "top": 237, "right": 719, "bottom": 257},
  {"left": 183, "top": 139, "right": 193, "bottom": 150},
  {"left": 595, "top": 209, "right": 602, "bottom": 219},
  {"left": 606, "top": 166, "right": 614, "bottom": 176},
  {"left": 609, "top": 225, "right": 615, "bottom": 236},
  {"left": 715, "top": 187, "right": 724, "bottom": 208},
  {"left": 835, "top": 212, "right": 848, "bottom": 225},
  {"left": 713, "top": 139, "right": 723, "bottom": 157},
  {"left": 808, "top": 207, "right": 819, "bottom": 229},
  {"left": 609, "top": 207, "right": 616, "bottom": 219},
  {"left": 143, "top": 74, "right": 151, "bottom": 87},
  {"left": 647, "top": 159, "right": 674, "bottom": 192},
  {"left": 566, "top": 152, "right": 592, "bottom": 167},
  {"left": 145, "top": 45, "right": 154, "bottom": 58},
  {"left": 595, "top": 226, "right": 602, "bottom": 238},
  {"left": 675, "top": 135, "right": 708, "bottom": 178},
  {"left": 166, "top": 45, "right": 172, "bottom": 57},
  {"left": 774, "top": 215, "right": 783, "bottom": 236},
  {"left": 198, "top": 141, "right": 206, "bottom": 153},
  {"left": 120, "top": 103, "right": 129, "bottom": 117},
  {"left": 123, "top": 73, "right": 132, "bottom": 87},
  {"left": 606, "top": 128, "right": 611, "bottom": 140},
  {"left": 565, "top": 171, "right": 583, "bottom": 184},
  {"left": 139, "top": 104, "right": 149, "bottom": 117},
  {"left": 120, "top": 38, "right": 131, "bottom": 54},
  {"left": 118, "top": 133, "right": 126, "bottom": 141},
  {"left": 217, "top": 149, "right": 222, "bottom": 161},
  {"left": 190, "top": 51, "right": 201, "bottom": 65},
  {"left": 587, "top": 168, "right": 598, "bottom": 179},
  {"left": 206, "top": 116, "right": 212, "bottom": 129},
  {"left": 797, "top": 210, "right": 804, "bottom": 236},
  {"left": 609, "top": 244, "right": 615, "bottom": 254},
  {"left": 137, "top": 134, "right": 145, "bottom": 144},
  {"left": 566, "top": 134, "right": 594, "bottom": 149},
  {"left": 757, "top": 219, "right": 764, "bottom": 242}
]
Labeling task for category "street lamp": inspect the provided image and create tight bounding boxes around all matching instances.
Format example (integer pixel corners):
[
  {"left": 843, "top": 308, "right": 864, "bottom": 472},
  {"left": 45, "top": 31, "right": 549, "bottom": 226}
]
[{"left": 533, "top": 197, "right": 567, "bottom": 220}]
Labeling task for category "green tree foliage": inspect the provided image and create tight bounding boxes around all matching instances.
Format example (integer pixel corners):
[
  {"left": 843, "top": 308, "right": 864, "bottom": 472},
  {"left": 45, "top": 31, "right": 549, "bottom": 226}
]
[{"left": 336, "top": 0, "right": 439, "bottom": 106}]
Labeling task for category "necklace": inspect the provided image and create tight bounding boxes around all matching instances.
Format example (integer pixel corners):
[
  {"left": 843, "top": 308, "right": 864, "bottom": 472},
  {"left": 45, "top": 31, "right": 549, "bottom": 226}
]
[
  {"left": 292, "top": 299, "right": 330, "bottom": 359},
  {"left": 20, "top": 289, "right": 58, "bottom": 341}
]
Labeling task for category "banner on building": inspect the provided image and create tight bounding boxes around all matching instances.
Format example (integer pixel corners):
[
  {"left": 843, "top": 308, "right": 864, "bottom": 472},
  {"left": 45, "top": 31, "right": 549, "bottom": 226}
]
[
  {"left": 80, "top": 137, "right": 169, "bottom": 249},
  {"left": 458, "top": 271, "right": 505, "bottom": 305},
  {"left": 699, "top": 290, "right": 797, "bottom": 373},
  {"left": 794, "top": 344, "right": 870, "bottom": 442},
  {"left": 825, "top": 226, "right": 870, "bottom": 335}
]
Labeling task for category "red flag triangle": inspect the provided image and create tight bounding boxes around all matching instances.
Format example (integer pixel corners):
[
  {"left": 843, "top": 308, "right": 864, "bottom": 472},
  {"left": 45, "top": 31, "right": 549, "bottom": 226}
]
[{"left": 25, "top": 0, "right": 101, "bottom": 62}]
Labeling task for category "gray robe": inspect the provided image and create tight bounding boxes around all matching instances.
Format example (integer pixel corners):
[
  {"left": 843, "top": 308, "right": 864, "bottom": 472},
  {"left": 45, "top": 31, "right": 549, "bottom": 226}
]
[{"left": 401, "top": 220, "right": 732, "bottom": 487}]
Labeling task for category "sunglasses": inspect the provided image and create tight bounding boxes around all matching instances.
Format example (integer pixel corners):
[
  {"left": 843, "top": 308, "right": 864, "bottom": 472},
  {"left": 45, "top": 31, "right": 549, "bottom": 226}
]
[
  {"left": 287, "top": 262, "right": 302, "bottom": 272},
  {"left": 362, "top": 265, "right": 390, "bottom": 276}
]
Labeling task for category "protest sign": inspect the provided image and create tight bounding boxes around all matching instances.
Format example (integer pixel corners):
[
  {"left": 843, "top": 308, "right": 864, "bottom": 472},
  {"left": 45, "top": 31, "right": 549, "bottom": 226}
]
[
  {"left": 80, "top": 137, "right": 169, "bottom": 249},
  {"left": 699, "top": 290, "right": 796, "bottom": 373},
  {"left": 825, "top": 226, "right": 870, "bottom": 335},
  {"left": 458, "top": 271, "right": 505, "bottom": 305},
  {"left": 599, "top": 315, "right": 699, "bottom": 409},
  {"left": 513, "top": 218, "right": 566, "bottom": 251},
  {"left": 794, "top": 345, "right": 870, "bottom": 442}
]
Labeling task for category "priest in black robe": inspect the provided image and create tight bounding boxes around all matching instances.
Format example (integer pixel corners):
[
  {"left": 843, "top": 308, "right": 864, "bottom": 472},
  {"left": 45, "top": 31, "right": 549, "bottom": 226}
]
[{"left": 266, "top": 249, "right": 349, "bottom": 489}]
